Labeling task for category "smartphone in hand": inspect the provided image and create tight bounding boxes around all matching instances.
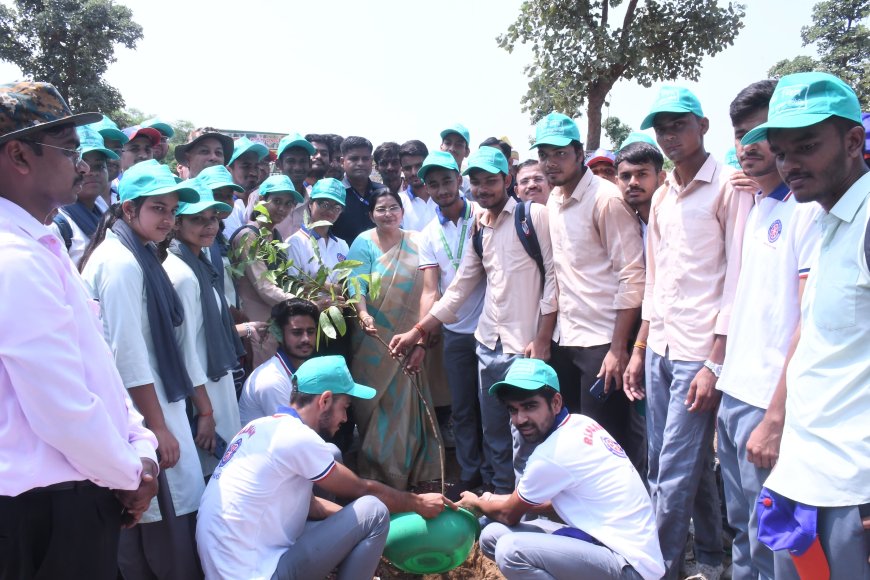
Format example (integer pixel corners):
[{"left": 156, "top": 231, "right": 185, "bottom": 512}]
[{"left": 589, "top": 377, "right": 613, "bottom": 402}]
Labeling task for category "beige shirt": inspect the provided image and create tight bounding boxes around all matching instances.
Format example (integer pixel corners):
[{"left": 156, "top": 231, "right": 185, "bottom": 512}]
[
  {"left": 641, "top": 155, "right": 752, "bottom": 360},
  {"left": 548, "top": 170, "right": 645, "bottom": 347},
  {"left": 431, "top": 197, "right": 558, "bottom": 355}
]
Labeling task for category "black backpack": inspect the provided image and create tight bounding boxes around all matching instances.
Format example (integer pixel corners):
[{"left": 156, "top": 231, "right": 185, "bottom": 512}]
[
  {"left": 472, "top": 200, "right": 545, "bottom": 287},
  {"left": 52, "top": 213, "right": 73, "bottom": 251}
]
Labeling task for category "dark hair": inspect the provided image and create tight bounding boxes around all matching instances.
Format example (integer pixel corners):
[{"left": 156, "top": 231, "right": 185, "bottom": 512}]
[
  {"left": 479, "top": 137, "right": 512, "bottom": 160},
  {"left": 78, "top": 200, "right": 148, "bottom": 272},
  {"left": 271, "top": 297, "right": 319, "bottom": 329},
  {"left": 289, "top": 376, "right": 319, "bottom": 407},
  {"left": 614, "top": 142, "right": 665, "bottom": 174},
  {"left": 340, "top": 136, "right": 372, "bottom": 156},
  {"left": 373, "top": 142, "right": 400, "bottom": 166},
  {"left": 325, "top": 134, "right": 343, "bottom": 157},
  {"left": 516, "top": 159, "right": 540, "bottom": 172},
  {"left": 730, "top": 80, "right": 778, "bottom": 126},
  {"left": 398, "top": 139, "right": 429, "bottom": 160},
  {"left": 495, "top": 385, "right": 558, "bottom": 405},
  {"left": 367, "top": 189, "right": 404, "bottom": 215}
]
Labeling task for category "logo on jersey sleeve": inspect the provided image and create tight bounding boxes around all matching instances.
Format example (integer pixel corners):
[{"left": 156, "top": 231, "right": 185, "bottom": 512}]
[
  {"left": 768, "top": 219, "right": 783, "bottom": 242},
  {"left": 601, "top": 436, "right": 627, "bottom": 458},
  {"left": 337, "top": 253, "right": 346, "bottom": 261}
]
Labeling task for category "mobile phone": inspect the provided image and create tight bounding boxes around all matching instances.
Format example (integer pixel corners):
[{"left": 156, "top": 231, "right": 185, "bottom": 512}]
[
  {"left": 589, "top": 377, "right": 613, "bottom": 402},
  {"left": 191, "top": 415, "right": 229, "bottom": 459}
]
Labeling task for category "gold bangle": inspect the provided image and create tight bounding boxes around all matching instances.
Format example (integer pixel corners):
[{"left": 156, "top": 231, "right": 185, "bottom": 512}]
[{"left": 633, "top": 341, "right": 647, "bottom": 350}]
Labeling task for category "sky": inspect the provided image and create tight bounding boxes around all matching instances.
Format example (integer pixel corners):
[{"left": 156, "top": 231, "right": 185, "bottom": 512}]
[{"left": 0, "top": 0, "right": 819, "bottom": 161}]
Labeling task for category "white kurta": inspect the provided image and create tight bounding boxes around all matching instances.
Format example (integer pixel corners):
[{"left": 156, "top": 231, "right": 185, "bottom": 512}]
[
  {"left": 164, "top": 253, "right": 241, "bottom": 477},
  {"left": 81, "top": 232, "right": 205, "bottom": 523}
]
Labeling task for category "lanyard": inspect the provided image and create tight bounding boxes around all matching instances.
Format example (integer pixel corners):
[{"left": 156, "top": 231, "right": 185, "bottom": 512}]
[{"left": 437, "top": 202, "right": 472, "bottom": 270}]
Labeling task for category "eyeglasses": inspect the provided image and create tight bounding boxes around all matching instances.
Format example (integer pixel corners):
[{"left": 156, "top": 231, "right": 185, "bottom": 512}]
[
  {"left": 24, "top": 141, "right": 83, "bottom": 164},
  {"left": 373, "top": 205, "right": 402, "bottom": 216},
  {"left": 314, "top": 199, "right": 343, "bottom": 212},
  {"left": 518, "top": 176, "right": 547, "bottom": 186}
]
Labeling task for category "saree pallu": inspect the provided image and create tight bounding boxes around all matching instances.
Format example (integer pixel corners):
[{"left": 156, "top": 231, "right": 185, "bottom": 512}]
[{"left": 349, "top": 230, "right": 442, "bottom": 489}]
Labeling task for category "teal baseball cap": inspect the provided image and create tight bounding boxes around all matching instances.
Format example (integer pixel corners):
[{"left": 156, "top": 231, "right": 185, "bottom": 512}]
[
  {"left": 176, "top": 178, "right": 232, "bottom": 215},
  {"left": 198, "top": 164, "right": 244, "bottom": 194},
  {"left": 724, "top": 147, "right": 741, "bottom": 170},
  {"left": 463, "top": 146, "right": 509, "bottom": 176},
  {"left": 440, "top": 123, "right": 470, "bottom": 145},
  {"left": 229, "top": 136, "right": 269, "bottom": 166},
  {"left": 119, "top": 159, "right": 199, "bottom": 203},
  {"left": 142, "top": 117, "right": 174, "bottom": 138},
  {"left": 89, "top": 115, "right": 128, "bottom": 145},
  {"left": 532, "top": 112, "right": 582, "bottom": 148},
  {"left": 619, "top": 131, "right": 659, "bottom": 151},
  {"left": 76, "top": 125, "right": 119, "bottom": 160},
  {"left": 295, "top": 355, "right": 376, "bottom": 399},
  {"left": 640, "top": 86, "right": 704, "bottom": 130},
  {"left": 742, "top": 72, "right": 862, "bottom": 146},
  {"left": 277, "top": 132, "right": 315, "bottom": 159},
  {"left": 310, "top": 177, "right": 346, "bottom": 206},
  {"left": 489, "top": 358, "right": 561, "bottom": 395},
  {"left": 259, "top": 175, "right": 304, "bottom": 204},
  {"left": 418, "top": 150, "right": 460, "bottom": 181}
]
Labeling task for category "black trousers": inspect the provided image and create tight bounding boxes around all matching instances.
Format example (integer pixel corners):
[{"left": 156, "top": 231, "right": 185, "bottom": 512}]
[{"left": 0, "top": 482, "right": 122, "bottom": 580}]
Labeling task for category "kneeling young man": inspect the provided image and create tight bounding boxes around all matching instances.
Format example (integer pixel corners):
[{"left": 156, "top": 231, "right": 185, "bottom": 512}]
[
  {"left": 197, "top": 356, "right": 451, "bottom": 580},
  {"left": 459, "top": 358, "right": 664, "bottom": 580}
]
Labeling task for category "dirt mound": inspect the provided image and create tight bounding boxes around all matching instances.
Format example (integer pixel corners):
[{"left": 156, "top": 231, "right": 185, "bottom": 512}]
[{"left": 376, "top": 543, "right": 502, "bottom": 580}]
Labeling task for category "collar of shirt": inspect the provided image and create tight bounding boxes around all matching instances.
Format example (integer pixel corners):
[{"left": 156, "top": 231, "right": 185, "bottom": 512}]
[
  {"left": 545, "top": 407, "right": 571, "bottom": 440},
  {"left": 766, "top": 182, "right": 792, "bottom": 202},
  {"left": 829, "top": 172, "right": 870, "bottom": 224},
  {"left": 275, "top": 348, "right": 298, "bottom": 379},
  {"left": 275, "top": 405, "right": 302, "bottom": 420},
  {"left": 436, "top": 198, "right": 469, "bottom": 225},
  {"left": 553, "top": 168, "right": 595, "bottom": 207},
  {"left": 0, "top": 198, "right": 57, "bottom": 247},
  {"left": 480, "top": 195, "right": 517, "bottom": 229},
  {"left": 341, "top": 176, "right": 384, "bottom": 204},
  {"left": 300, "top": 223, "right": 336, "bottom": 242},
  {"left": 665, "top": 153, "right": 717, "bottom": 196}
]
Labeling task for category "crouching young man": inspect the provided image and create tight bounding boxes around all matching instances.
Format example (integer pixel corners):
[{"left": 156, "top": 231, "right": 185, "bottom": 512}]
[
  {"left": 459, "top": 358, "right": 665, "bottom": 580},
  {"left": 197, "top": 356, "right": 452, "bottom": 580}
]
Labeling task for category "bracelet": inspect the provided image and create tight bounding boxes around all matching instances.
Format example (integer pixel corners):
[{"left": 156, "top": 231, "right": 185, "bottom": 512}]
[
  {"left": 413, "top": 323, "right": 427, "bottom": 340},
  {"left": 198, "top": 410, "right": 214, "bottom": 417},
  {"left": 633, "top": 341, "right": 647, "bottom": 350},
  {"left": 413, "top": 341, "right": 428, "bottom": 351},
  {"left": 245, "top": 323, "right": 253, "bottom": 339}
]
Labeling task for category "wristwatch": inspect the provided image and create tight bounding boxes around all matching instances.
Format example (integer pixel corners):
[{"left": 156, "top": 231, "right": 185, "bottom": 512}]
[{"left": 704, "top": 360, "right": 723, "bottom": 378}]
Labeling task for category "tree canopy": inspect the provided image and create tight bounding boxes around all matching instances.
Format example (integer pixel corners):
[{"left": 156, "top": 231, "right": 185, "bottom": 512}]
[
  {"left": 0, "top": 0, "right": 142, "bottom": 113},
  {"left": 498, "top": 0, "right": 745, "bottom": 149},
  {"left": 768, "top": 0, "right": 869, "bottom": 108}
]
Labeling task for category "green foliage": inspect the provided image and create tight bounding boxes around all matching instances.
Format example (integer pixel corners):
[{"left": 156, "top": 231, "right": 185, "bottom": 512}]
[
  {"left": 602, "top": 116, "right": 633, "bottom": 149},
  {"left": 231, "top": 211, "right": 381, "bottom": 348},
  {"left": 0, "top": 0, "right": 143, "bottom": 113},
  {"left": 767, "top": 0, "right": 869, "bottom": 108},
  {"left": 498, "top": 0, "right": 746, "bottom": 149}
]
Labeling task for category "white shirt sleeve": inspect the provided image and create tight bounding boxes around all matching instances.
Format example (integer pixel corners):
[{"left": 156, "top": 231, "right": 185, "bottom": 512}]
[
  {"left": 165, "top": 256, "right": 209, "bottom": 387},
  {"left": 517, "top": 454, "right": 574, "bottom": 506}
]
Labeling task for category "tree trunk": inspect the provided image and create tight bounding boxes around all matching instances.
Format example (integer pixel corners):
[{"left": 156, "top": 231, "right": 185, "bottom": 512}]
[{"left": 585, "top": 87, "right": 608, "bottom": 150}]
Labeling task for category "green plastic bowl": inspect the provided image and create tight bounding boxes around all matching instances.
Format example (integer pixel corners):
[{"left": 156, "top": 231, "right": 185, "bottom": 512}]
[{"left": 383, "top": 507, "right": 481, "bottom": 574}]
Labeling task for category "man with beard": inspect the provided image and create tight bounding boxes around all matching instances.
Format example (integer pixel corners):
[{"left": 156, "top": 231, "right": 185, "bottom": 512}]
[
  {"left": 398, "top": 140, "right": 435, "bottom": 231},
  {"left": 196, "top": 355, "right": 452, "bottom": 580},
  {"left": 305, "top": 133, "right": 331, "bottom": 186},
  {"left": 373, "top": 141, "right": 403, "bottom": 194},
  {"left": 174, "top": 127, "right": 234, "bottom": 178},
  {"left": 533, "top": 112, "right": 647, "bottom": 475},
  {"left": 332, "top": 136, "right": 387, "bottom": 244},
  {"left": 273, "top": 132, "right": 316, "bottom": 239},
  {"left": 49, "top": 125, "right": 117, "bottom": 266},
  {"left": 614, "top": 141, "right": 666, "bottom": 247},
  {"left": 411, "top": 151, "right": 486, "bottom": 499},
  {"left": 238, "top": 298, "right": 318, "bottom": 425},
  {"left": 515, "top": 160, "right": 552, "bottom": 205},
  {"left": 390, "top": 146, "right": 557, "bottom": 495},
  {"left": 741, "top": 72, "right": 870, "bottom": 580},
  {"left": 457, "top": 358, "right": 664, "bottom": 580}
]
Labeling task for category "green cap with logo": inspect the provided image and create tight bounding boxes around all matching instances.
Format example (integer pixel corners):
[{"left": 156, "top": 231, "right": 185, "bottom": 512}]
[
  {"left": 229, "top": 136, "right": 269, "bottom": 166},
  {"left": 295, "top": 355, "right": 376, "bottom": 399},
  {"left": 440, "top": 123, "right": 470, "bottom": 146},
  {"left": 277, "top": 132, "right": 315, "bottom": 159},
  {"left": 419, "top": 150, "right": 460, "bottom": 181},
  {"left": 176, "top": 178, "right": 232, "bottom": 215},
  {"left": 90, "top": 115, "right": 128, "bottom": 145},
  {"left": 463, "top": 146, "right": 509, "bottom": 176},
  {"left": 259, "top": 174, "right": 304, "bottom": 204},
  {"left": 489, "top": 358, "right": 561, "bottom": 395},
  {"left": 618, "top": 131, "right": 659, "bottom": 151},
  {"left": 119, "top": 159, "right": 199, "bottom": 203},
  {"left": 741, "top": 72, "right": 862, "bottom": 146},
  {"left": 197, "top": 164, "right": 244, "bottom": 194},
  {"left": 640, "top": 86, "right": 704, "bottom": 130},
  {"left": 531, "top": 112, "right": 582, "bottom": 148},
  {"left": 76, "top": 124, "right": 119, "bottom": 160},
  {"left": 310, "top": 177, "right": 346, "bottom": 206}
]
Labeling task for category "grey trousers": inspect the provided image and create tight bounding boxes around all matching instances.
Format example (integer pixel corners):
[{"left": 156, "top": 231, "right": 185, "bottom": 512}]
[
  {"left": 480, "top": 521, "right": 644, "bottom": 580},
  {"left": 118, "top": 512, "right": 202, "bottom": 580},
  {"left": 271, "top": 496, "right": 389, "bottom": 580},
  {"left": 717, "top": 393, "right": 774, "bottom": 580},
  {"left": 646, "top": 348, "right": 723, "bottom": 578},
  {"left": 442, "top": 329, "right": 484, "bottom": 481},
  {"left": 476, "top": 340, "right": 522, "bottom": 493}
]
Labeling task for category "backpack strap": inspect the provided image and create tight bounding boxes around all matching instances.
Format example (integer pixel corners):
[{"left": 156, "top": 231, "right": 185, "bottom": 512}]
[
  {"left": 52, "top": 213, "right": 73, "bottom": 251},
  {"left": 228, "top": 224, "right": 260, "bottom": 248},
  {"left": 472, "top": 215, "right": 484, "bottom": 260},
  {"left": 864, "top": 217, "right": 869, "bottom": 273},
  {"left": 514, "top": 200, "right": 545, "bottom": 288}
]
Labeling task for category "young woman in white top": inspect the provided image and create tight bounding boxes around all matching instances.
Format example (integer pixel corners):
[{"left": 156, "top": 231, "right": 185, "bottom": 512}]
[
  {"left": 163, "top": 181, "right": 245, "bottom": 477},
  {"left": 80, "top": 160, "right": 209, "bottom": 579}
]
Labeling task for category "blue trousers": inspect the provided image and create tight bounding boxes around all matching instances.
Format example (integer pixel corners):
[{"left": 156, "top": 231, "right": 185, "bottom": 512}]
[
  {"left": 442, "top": 329, "right": 483, "bottom": 481},
  {"left": 476, "top": 341, "right": 521, "bottom": 494}
]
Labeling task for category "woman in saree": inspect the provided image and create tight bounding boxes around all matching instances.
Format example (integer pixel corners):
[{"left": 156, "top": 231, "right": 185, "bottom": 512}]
[{"left": 346, "top": 189, "right": 442, "bottom": 490}]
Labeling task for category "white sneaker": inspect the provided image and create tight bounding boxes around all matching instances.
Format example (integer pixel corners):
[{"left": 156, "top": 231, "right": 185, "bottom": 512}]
[{"left": 683, "top": 562, "right": 724, "bottom": 580}]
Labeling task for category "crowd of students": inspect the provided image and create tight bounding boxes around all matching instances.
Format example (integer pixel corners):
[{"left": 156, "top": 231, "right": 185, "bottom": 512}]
[{"left": 1, "top": 70, "right": 868, "bottom": 580}]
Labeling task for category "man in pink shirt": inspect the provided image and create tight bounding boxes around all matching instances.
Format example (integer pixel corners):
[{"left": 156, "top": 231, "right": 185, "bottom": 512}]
[
  {"left": 0, "top": 82, "right": 159, "bottom": 579},
  {"left": 625, "top": 86, "right": 753, "bottom": 580}
]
